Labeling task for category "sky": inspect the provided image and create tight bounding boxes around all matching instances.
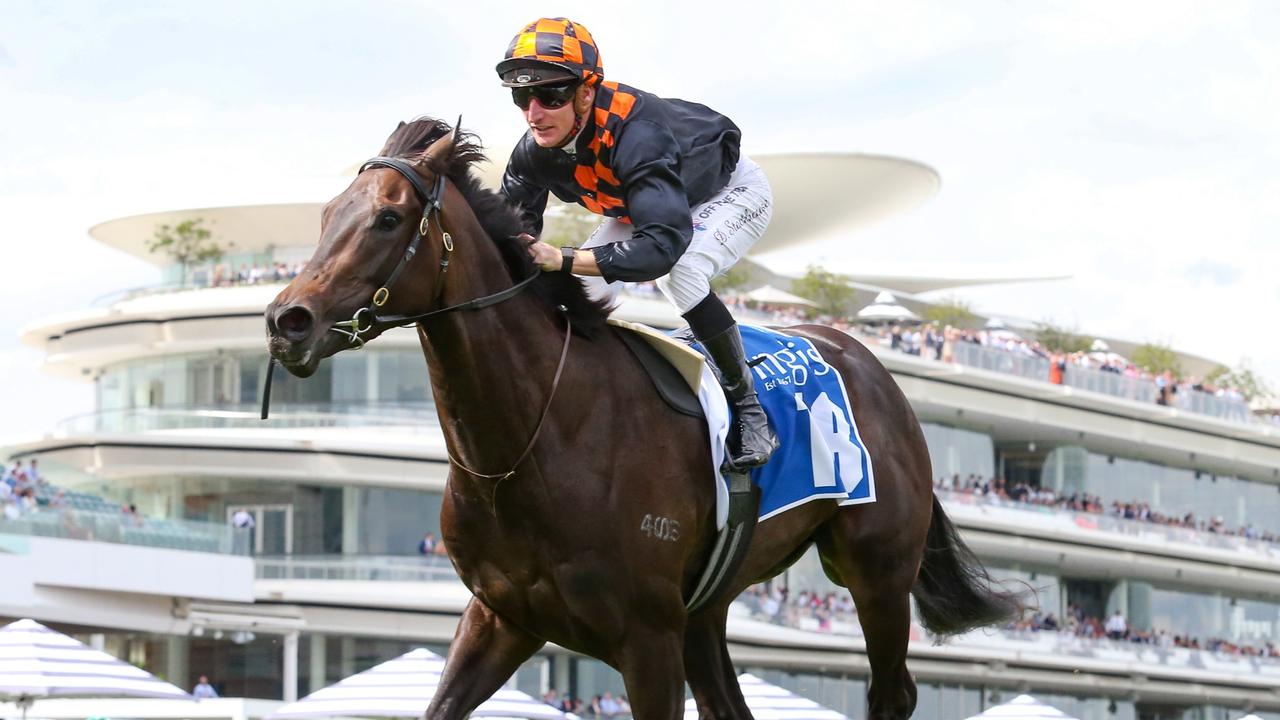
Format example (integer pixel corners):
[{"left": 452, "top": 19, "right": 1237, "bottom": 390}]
[{"left": 1, "top": 0, "right": 1278, "bottom": 441}]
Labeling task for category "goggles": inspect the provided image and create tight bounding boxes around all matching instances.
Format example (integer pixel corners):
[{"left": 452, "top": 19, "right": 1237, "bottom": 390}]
[{"left": 511, "top": 82, "right": 579, "bottom": 111}]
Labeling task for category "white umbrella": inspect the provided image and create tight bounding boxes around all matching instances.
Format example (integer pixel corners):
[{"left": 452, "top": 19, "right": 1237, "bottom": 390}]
[
  {"left": 269, "top": 647, "right": 568, "bottom": 719},
  {"left": 744, "top": 285, "right": 819, "bottom": 308},
  {"left": 856, "top": 291, "right": 920, "bottom": 324},
  {"left": 0, "top": 618, "right": 189, "bottom": 719},
  {"left": 964, "top": 694, "right": 1080, "bottom": 720},
  {"left": 683, "top": 673, "right": 848, "bottom": 720}
]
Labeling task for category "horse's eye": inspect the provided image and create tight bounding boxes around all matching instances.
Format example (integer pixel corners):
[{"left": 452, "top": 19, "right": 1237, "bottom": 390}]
[{"left": 377, "top": 212, "right": 400, "bottom": 231}]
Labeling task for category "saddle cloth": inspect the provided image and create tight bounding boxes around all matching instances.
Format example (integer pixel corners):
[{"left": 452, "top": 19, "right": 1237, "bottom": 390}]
[{"left": 610, "top": 320, "right": 877, "bottom": 526}]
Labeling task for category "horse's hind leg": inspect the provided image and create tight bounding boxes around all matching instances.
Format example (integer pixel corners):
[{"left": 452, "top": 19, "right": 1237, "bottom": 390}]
[
  {"left": 423, "top": 598, "right": 544, "bottom": 720},
  {"left": 815, "top": 504, "right": 925, "bottom": 720},
  {"left": 683, "top": 603, "right": 752, "bottom": 720}
]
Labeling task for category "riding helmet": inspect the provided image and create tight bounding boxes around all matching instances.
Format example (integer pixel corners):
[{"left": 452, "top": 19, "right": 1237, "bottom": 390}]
[{"left": 497, "top": 17, "right": 604, "bottom": 88}]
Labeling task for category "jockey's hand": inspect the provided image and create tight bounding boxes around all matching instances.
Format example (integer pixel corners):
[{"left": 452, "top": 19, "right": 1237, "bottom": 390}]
[{"left": 526, "top": 241, "right": 563, "bottom": 273}]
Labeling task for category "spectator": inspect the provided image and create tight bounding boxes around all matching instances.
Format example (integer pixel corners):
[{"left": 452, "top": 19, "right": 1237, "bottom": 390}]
[
  {"left": 1104, "top": 610, "right": 1127, "bottom": 640},
  {"left": 18, "top": 489, "right": 37, "bottom": 514},
  {"left": 231, "top": 508, "right": 256, "bottom": 530},
  {"left": 418, "top": 531, "right": 437, "bottom": 556},
  {"left": 600, "top": 691, "right": 621, "bottom": 717},
  {"left": 192, "top": 675, "right": 219, "bottom": 699},
  {"left": 2, "top": 499, "right": 20, "bottom": 521}
]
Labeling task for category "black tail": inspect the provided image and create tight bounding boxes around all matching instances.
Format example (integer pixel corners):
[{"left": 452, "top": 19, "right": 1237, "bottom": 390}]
[{"left": 912, "top": 495, "right": 1027, "bottom": 637}]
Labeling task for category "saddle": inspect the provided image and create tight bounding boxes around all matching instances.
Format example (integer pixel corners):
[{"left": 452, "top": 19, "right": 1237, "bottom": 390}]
[{"left": 609, "top": 319, "right": 760, "bottom": 614}]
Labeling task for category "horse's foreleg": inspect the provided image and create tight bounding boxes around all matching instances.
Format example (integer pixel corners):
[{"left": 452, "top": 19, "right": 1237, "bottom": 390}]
[
  {"left": 618, "top": 630, "right": 687, "bottom": 720},
  {"left": 423, "top": 597, "right": 545, "bottom": 720},
  {"left": 683, "top": 604, "right": 752, "bottom": 720}
]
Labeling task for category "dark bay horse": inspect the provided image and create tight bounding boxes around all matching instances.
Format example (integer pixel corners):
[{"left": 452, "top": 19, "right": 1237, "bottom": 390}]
[{"left": 265, "top": 118, "right": 1022, "bottom": 720}]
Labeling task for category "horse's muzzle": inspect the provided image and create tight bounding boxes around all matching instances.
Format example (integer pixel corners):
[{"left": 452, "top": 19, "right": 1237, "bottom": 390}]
[{"left": 265, "top": 303, "right": 326, "bottom": 377}]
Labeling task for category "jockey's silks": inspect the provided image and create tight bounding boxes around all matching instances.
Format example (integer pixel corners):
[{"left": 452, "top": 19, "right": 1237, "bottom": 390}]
[{"left": 502, "top": 82, "right": 742, "bottom": 283}]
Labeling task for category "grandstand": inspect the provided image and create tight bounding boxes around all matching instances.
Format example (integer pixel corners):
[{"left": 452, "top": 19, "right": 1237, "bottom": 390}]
[{"left": 7, "top": 167, "right": 1280, "bottom": 720}]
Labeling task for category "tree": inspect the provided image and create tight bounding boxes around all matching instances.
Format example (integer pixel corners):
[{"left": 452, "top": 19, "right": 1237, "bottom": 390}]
[
  {"left": 923, "top": 297, "right": 979, "bottom": 329},
  {"left": 1033, "top": 320, "right": 1092, "bottom": 354},
  {"left": 1131, "top": 342, "right": 1181, "bottom": 376},
  {"left": 146, "top": 219, "right": 223, "bottom": 287},
  {"left": 1205, "top": 360, "right": 1271, "bottom": 401},
  {"left": 790, "top": 265, "right": 856, "bottom": 318}
]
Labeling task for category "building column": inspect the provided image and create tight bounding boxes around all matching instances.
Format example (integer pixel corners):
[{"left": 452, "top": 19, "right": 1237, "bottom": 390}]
[
  {"left": 551, "top": 653, "right": 571, "bottom": 694},
  {"left": 340, "top": 636, "right": 356, "bottom": 678},
  {"left": 166, "top": 635, "right": 189, "bottom": 690},
  {"left": 283, "top": 631, "right": 300, "bottom": 702},
  {"left": 342, "top": 486, "right": 360, "bottom": 555},
  {"left": 308, "top": 634, "right": 327, "bottom": 694}
]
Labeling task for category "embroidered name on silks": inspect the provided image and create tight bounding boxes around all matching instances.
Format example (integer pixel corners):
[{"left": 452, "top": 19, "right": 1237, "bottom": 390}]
[{"left": 574, "top": 81, "right": 638, "bottom": 223}]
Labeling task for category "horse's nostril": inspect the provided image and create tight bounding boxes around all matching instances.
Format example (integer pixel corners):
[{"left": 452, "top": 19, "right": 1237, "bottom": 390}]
[{"left": 276, "top": 305, "right": 315, "bottom": 342}]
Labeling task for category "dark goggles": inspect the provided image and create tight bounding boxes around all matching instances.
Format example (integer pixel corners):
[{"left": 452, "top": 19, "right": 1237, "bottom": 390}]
[{"left": 511, "top": 82, "right": 579, "bottom": 110}]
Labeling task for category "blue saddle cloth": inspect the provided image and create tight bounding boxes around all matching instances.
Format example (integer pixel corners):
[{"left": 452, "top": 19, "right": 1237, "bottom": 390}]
[{"left": 700, "top": 325, "right": 877, "bottom": 520}]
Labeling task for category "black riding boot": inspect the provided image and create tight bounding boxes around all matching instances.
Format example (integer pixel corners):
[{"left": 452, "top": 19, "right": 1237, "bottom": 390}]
[{"left": 699, "top": 324, "right": 779, "bottom": 472}]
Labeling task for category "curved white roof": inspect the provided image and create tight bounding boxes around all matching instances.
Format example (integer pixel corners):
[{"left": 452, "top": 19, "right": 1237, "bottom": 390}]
[{"left": 88, "top": 153, "right": 939, "bottom": 265}]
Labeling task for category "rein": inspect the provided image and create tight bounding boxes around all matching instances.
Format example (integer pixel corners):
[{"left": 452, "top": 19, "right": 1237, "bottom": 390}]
[{"left": 262, "top": 154, "right": 567, "bottom": 506}]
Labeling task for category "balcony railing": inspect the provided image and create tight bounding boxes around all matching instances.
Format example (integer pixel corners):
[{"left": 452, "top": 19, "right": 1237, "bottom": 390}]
[
  {"left": 936, "top": 487, "right": 1280, "bottom": 558},
  {"left": 730, "top": 597, "right": 1280, "bottom": 678},
  {"left": 948, "top": 341, "right": 1050, "bottom": 382},
  {"left": 1060, "top": 364, "right": 1157, "bottom": 404},
  {"left": 74, "top": 276, "right": 1271, "bottom": 430},
  {"left": 254, "top": 554, "right": 459, "bottom": 582},
  {"left": 54, "top": 403, "right": 440, "bottom": 436},
  {"left": 889, "top": 337, "right": 1259, "bottom": 426},
  {"left": 0, "top": 509, "right": 250, "bottom": 555}
]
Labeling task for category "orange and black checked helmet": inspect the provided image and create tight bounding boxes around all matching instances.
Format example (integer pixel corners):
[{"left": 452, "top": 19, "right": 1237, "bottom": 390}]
[{"left": 496, "top": 18, "right": 604, "bottom": 88}]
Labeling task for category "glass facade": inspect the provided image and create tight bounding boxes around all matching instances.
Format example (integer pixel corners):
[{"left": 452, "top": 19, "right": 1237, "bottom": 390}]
[
  {"left": 1043, "top": 447, "right": 1280, "bottom": 534},
  {"left": 91, "top": 349, "right": 435, "bottom": 429},
  {"left": 921, "top": 422, "right": 996, "bottom": 481},
  {"left": 1130, "top": 582, "right": 1280, "bottom": 646},
  {"left": 75, "top": 475, "right": 444, "bottom": 557}
]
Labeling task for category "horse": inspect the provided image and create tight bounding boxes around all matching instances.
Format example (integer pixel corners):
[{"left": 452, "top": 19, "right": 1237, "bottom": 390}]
[{"left": 265, "top": 117, "right": 1023, "bottom": 720}]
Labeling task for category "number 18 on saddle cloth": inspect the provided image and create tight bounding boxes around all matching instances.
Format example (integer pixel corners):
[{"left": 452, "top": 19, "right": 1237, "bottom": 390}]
[{"left": 706, "top": 325, "right": 877, "bottom": 521}]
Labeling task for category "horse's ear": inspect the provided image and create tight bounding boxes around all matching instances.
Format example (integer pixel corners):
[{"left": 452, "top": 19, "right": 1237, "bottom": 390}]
[{"left": 419, "top": 123, "right": 457, "bottom": 169}]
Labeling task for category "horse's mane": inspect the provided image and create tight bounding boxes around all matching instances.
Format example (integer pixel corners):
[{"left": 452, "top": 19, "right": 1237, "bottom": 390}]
[{"left": 379, "top": 117, "right": 612, "bottom": 337}]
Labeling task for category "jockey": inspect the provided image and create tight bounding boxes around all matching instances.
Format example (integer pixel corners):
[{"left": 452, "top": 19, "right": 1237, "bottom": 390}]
[{"left": 496, "top": 17, "right": 778, "bottom": 471}]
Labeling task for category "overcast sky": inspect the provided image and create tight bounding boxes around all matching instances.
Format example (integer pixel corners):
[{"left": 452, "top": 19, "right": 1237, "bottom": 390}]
[{"left": 2, "top": 1, "right": 1278, "bottom": 442}]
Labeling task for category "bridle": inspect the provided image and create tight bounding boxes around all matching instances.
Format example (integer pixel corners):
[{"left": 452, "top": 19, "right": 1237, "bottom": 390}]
[
  {"left": 328, "top": 155, "right": 541, "bottom": 350},
  {"left": 262, "top": 150, "right": 572, "bottom": 505}
]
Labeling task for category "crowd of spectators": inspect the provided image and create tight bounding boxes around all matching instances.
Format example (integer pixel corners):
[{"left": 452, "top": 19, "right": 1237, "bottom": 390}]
[
  {"left": 737, "top": 583, "right": 858, "bottom": 632},
  {"left": 541, "top": 689, "right": 632, "bottom": 718},
  {"left": 734, "top": 577, "right": 1279, "bottom": 662},
  {"left": 195, "top": 261, "right": 305, "bottom": 288},
  {"left": 1008, "top": 605, "right": 1280, "bottom": 659},
  {"left": 936, "top": 474, "right": 1280, "bottom": 545},
  {"left": 1, "top": 459, "right": 44, "bottom": 520},
  {"left": 692, "top": 286, "right": 1271, "bottom": 426},
  {"left": 1, "top": 457, "right": 154, "bottom": 535},
  {"left": 873, "top": 324, "right": 1255, "bottom": 419}
]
